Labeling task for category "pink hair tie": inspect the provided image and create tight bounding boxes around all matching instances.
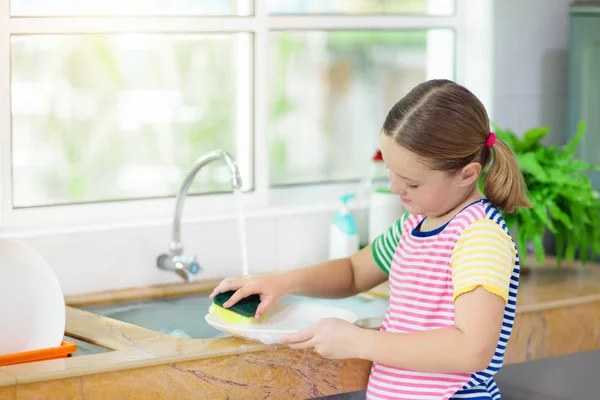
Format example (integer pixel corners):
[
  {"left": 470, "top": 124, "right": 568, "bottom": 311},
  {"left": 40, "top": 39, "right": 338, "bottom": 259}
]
[{"left": 487, "top": 132, "right": 496, "bottom": 148}]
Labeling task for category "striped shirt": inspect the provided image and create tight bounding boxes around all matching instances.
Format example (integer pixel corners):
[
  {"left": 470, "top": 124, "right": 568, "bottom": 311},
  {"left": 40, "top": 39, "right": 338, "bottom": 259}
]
[{"left": 368, "top": 199, "right": 519, "bottom": 400}]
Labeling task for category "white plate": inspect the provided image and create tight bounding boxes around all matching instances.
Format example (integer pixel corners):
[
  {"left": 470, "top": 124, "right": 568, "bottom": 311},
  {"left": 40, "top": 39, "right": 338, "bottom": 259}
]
[
  {"left": 0, "top": 239, "right": 65, "bottom": 356},
  {"left": 205, "top": 303, "right": 358, "bottom": 344}
]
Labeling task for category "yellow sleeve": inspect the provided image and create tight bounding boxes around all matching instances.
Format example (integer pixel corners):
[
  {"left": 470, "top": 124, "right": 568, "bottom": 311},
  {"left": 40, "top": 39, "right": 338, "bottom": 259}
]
[{"left": 450, "top": 218, "right": 516, "bottom": 303}]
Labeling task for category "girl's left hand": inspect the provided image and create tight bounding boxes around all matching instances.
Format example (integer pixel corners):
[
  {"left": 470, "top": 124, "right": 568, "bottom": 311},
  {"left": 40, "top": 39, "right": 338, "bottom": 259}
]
[{"left": 283, "top": 318, "right": 365, "bottom": 360}]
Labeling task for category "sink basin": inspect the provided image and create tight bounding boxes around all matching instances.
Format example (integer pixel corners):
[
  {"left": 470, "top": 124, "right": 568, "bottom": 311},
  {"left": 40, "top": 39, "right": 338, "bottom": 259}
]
[
  {"left": 81, "top": 293, "right": 388, "bottom": 339},
  {"left": 65, "top": 336, "right": 111, "bottom": 357}
]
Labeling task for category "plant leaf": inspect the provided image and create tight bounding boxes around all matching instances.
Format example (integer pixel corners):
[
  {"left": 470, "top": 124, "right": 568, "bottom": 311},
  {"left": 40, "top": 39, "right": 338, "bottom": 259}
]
[
  {"left": 503, "top": 212, "right": 517, "bottom": 231},
  {"left": 562, "top": 121, "right": 587, "bottom": 159},
  {"left": 493, "top": 120, "right": 600, "bottom": 268},
  {"left": 570, "top": 160, "right": 600, "bottom": 172},
  {"left": 532, "top": 233, "right": 545, "bottom": 264},
  {"left": 521, "top": 127, "right": 549, "bottom": 151},
  {"left": 531, "top": 203, "right": 556, "bottom": 233},
  {"left": 545, "top": 199, "right": 573, "bottom": 229},
  {"left": 565, "top": 235, "right": 576, "bottom": 260},
  {"left": 545, "top": 170, "right": 581, "bottom": 187},
  {"left": 518, "top": 153, "right": 548, "bottom": 181}
]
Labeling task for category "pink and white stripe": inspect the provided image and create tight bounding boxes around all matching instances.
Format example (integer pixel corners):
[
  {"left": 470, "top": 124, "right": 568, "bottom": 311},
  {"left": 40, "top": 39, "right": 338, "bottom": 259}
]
[{"left": 367, "top": 208, "right": 486, "bottom": 399}]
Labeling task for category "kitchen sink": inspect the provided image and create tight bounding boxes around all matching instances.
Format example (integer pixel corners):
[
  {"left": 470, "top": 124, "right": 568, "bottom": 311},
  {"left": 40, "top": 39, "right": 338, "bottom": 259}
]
[
  {"left": 65, "top": 336, "right": 111, "bottom": 357},
  {"left": 81, "top": 292, "right": 388, "bottom": 339}
]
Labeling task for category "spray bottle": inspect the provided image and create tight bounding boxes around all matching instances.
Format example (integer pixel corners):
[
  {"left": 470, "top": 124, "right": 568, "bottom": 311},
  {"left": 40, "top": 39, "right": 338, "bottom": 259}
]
[{"left": 328, "top": 193, "right": 359, "bottom": 260}]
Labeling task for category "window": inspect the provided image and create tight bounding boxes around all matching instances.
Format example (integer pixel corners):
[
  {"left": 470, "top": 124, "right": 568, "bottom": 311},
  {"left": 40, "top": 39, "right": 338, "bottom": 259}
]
[
  {"left": 267, "top": 0, "right": 454, "bottom": 15},
  {"left": 11, "top": 0, "right": 253, "bottom": 16},
  {"left": 269, "top": 29, "right": 454, "bottom": 186},
  {"left": 1, "top": 0, "right": 488, "bottom": 228},
  {"left": 12, "top": 33, "right": 253, "bottom": 207}
]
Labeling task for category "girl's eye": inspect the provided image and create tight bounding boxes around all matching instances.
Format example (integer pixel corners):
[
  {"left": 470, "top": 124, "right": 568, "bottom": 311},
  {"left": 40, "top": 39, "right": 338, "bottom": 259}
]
[{"left": 407, "top": 184, "right": 419, "bottom": 189}]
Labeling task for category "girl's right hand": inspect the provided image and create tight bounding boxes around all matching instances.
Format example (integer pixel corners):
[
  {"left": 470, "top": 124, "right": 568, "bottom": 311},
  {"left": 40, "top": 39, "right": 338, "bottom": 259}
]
[{"left": 209, "top": 273, "right": 289, "bottom": 320}]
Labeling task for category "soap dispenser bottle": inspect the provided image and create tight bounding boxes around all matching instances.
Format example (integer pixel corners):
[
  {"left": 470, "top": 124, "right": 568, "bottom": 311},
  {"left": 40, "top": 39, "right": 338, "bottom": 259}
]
[
  {"left": 366, "top": 149, "right": 405, "bottom": 243},
  {"left": 329, "top": 194, "right": 359, "bottom": 260}
]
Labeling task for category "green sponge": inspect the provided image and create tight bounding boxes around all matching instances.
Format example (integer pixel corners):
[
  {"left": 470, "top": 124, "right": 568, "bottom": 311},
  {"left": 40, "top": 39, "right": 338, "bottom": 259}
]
[{"left": 210, "top": 290, "right": 261, "bottom": 324}]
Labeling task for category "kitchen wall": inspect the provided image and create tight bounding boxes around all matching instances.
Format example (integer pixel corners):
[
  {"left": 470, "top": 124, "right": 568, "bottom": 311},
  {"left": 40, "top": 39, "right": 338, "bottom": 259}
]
[
  {"left": 491, "top": 0, "right": 572, "bottom": 146},
  {"left": 15, "top": 208, "right": 336, "bottom": 295},
  {"left": 8, "top": 0, "right": 576, "bottom": 296}
]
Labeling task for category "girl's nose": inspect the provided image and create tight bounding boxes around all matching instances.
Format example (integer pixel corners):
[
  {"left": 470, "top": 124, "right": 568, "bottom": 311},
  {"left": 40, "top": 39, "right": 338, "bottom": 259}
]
[{"left": 390, "top": 179, "right": 406, "bottom": 196}]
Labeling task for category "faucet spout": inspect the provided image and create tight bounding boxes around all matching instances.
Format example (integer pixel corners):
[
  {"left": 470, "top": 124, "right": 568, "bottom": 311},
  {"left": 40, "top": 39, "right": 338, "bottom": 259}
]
[
  {"left": 157, "top": 149, "right": 243, "bottom": 282},
  {"left": 171, "top": 149, "right": 242, "bottom": 254}
]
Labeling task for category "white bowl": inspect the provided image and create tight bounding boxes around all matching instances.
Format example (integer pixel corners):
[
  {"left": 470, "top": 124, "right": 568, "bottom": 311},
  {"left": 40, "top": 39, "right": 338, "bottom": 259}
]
[{"left": 0, "top": 239, "right": 65, "bottom": 356}]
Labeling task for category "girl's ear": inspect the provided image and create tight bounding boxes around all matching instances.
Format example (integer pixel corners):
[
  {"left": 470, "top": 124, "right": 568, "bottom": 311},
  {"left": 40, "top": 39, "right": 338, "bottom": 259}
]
[{"left": 459, "top": 162, "right": 482, "bottom": 187}]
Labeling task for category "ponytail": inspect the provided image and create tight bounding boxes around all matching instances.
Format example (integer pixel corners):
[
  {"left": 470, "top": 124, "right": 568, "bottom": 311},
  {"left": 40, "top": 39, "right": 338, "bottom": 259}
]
[{"left": 483, "top": 139, "right": 532, "bottom": 213}]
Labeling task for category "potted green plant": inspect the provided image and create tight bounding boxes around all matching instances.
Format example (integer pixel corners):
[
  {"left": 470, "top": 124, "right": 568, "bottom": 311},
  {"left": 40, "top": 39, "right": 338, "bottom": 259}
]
[{"left": 491, "top": 121, "right": 600, "bottom": 267}]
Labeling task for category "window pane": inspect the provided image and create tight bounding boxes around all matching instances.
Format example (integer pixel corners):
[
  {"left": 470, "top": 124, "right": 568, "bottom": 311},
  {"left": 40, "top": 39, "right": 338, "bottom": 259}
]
[
  {"left": 269, "top": 30, "right": 454, "bottom": 186},
  {"left": 11, "top": 34, "right": 253, "bottom": 208},
  {"left": 268, "top": 0, "right": 454, "bottom": 15},
  {"left": 11, "top": 0, "right": 252, "bottom": 16}
]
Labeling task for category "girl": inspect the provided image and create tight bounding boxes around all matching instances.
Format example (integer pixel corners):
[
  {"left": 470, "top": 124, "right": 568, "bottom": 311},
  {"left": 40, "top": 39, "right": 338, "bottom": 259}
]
[{"left": 210, "top": 79, "right": 529, "bottom": 399}]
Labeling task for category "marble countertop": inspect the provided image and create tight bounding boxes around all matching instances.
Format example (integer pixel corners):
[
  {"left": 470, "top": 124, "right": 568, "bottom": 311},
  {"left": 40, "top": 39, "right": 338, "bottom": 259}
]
[
  {"left": 0, "top": 305, "right": 278, "bottom": 387},
  {"left": 0, "top": 278, "right": 278, "bottom": 388},
  {"left": 1, "top": 256, "right": 600, "bottom": 388}
]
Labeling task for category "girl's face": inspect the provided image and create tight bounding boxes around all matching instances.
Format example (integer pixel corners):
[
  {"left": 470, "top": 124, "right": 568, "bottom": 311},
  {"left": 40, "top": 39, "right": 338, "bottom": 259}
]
[{"left": 379, "top": 134, "right": 479, "bottom": 218}]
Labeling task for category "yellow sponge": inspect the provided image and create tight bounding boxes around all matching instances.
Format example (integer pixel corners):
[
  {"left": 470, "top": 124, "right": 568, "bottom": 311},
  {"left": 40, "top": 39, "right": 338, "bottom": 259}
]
[
  {"left": 209, "top": 303, "right": 255, "bottom": 324},
  {"left": 209, "top": 290, "right": 260, "bottom": 324}
]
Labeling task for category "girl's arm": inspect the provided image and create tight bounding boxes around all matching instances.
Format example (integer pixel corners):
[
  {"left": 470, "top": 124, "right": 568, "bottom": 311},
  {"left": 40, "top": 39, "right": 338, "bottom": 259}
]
[
  {"left": 213, "top": 214, "right": 402, "bottom": 317},
  {"left": 211, "top": 244, "right": 389, "bottom": 316},
  {"left": 285, "top": 285, "right": 506, "bottom": 372},
  {"left": 358, "top": 286, "right": 505, "bottom": 373},
  {"left": 277, "top": 213, "right": 404, "bottom": 299}
]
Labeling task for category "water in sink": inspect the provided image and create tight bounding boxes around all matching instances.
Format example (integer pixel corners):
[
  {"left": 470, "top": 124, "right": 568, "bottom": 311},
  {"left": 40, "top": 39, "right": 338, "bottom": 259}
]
[
  {"left": 234, "top": 188, "right": 249, "bottom": 276},
  {"left": 65, "top": 336, "right": 111, "bottom": 356},
  {"left": 82, "top": 293, "right": 389, "bottom": 339}
]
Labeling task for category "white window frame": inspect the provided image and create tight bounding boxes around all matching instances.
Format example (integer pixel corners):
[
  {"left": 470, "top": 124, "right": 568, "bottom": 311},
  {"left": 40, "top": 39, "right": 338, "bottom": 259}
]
[{"left": 0, "top": 0, "right": 493, "bottom": 232}]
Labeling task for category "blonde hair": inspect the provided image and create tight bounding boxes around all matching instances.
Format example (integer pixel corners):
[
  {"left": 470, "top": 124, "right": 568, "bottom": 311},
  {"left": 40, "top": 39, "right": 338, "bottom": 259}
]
[{"left": 382, "top": 79, "right": 531, "bottom": 213}]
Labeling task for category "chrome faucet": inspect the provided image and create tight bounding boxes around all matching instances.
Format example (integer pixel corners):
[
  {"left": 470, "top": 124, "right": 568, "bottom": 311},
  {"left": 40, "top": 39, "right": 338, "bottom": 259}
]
[{"left": 157, "top": 150, "right": 243, "bottom": 282}]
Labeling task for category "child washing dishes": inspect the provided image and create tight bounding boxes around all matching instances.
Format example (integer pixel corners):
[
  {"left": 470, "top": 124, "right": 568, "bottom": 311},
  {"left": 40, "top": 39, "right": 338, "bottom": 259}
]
[{"left": 210, "top": 79, "right": 529, "bottom": 399}]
